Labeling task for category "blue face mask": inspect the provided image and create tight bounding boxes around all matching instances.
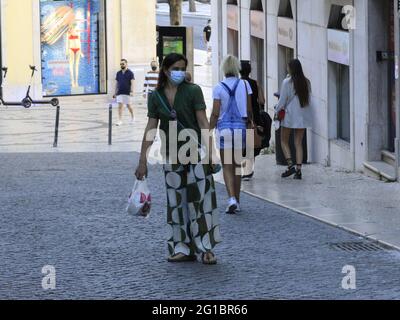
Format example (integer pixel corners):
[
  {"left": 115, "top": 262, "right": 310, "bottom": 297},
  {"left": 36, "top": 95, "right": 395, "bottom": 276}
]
[{"left": 169, "top": 70, "right": 186, "bottom": 86}]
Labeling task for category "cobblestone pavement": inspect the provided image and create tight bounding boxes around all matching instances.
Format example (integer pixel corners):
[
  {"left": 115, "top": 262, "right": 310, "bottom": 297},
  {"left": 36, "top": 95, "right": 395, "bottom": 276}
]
[{"left": 1, "top": 152, "right": 400, "bottom": 300}]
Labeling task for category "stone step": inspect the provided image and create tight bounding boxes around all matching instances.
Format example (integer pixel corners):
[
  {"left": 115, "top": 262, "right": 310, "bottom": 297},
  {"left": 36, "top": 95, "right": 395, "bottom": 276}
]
[
  {"left": 363, "top": 161, "right": 397, "bottom": 182},
  {"left": 382, "top": 150, "right": 396, "bottom": 167}
]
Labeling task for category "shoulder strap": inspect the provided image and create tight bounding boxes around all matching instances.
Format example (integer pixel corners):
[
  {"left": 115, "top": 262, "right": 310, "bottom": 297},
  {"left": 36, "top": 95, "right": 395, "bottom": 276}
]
[
  {"left": 220, "top": 79, "right": 240, "bottom": 97},
  {"left": 154, "top": 91, "right": 203, "bottom": 150}
]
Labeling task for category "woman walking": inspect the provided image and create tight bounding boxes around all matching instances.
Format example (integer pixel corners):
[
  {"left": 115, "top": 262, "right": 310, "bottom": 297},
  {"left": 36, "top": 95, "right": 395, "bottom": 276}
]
[
  {"left": 210, "top": 55, "right": 253, "bottom": 214},
  {"left": 135, "top": 53, "right": 220, "bottom": 265},
  {"left": 240, "top": 60, "right": 266, "bottom": 181},
  {"left": 275, "top": 59, "right": 312, "bottom": 180}
]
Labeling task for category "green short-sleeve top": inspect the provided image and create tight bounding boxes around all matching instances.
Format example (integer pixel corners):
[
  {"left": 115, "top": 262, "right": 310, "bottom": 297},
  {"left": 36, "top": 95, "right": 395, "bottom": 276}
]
[{"left": 147, "top": 82, "right": 207, "bottom": 159}]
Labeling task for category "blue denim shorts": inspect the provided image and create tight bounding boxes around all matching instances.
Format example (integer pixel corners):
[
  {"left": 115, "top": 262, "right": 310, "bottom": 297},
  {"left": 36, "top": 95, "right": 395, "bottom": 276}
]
[{"left": 216, "top": 128, "right": 247, "bottom": 150}]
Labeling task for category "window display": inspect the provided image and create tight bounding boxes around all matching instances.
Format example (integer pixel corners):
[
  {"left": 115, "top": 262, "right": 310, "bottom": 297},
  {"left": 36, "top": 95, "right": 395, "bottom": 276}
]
[{"left": 40, "top": 0, "right": 106, "bottom": 96}]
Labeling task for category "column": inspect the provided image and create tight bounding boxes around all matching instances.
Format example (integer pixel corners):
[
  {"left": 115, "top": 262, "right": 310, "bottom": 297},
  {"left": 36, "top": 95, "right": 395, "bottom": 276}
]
[{"left": 394, "top": 0, "right": 400, "bottom": 181}]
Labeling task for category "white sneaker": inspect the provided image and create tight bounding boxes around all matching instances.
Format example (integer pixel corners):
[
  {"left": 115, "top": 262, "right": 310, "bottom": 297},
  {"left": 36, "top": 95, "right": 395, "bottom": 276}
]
[
  {"left": 116, "top": 121, "right": 122, "bottom": 126},
  {"left": 130, "top": 117, "right": 135, "bottom": 124},
  {"left": 236, "top": 203, "right": 241, "bottom": 212},
  {"left": 225, "top": 198, "right": 238, "bottom": 214}
]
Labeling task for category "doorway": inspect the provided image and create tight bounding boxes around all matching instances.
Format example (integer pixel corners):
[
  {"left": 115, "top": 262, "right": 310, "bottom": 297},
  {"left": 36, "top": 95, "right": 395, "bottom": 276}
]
[{"left": 388, "top": 3, "right": 396, "bottom": 152}]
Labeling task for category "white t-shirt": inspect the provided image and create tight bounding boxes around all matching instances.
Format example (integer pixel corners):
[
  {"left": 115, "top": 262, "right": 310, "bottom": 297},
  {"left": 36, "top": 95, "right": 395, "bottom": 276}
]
[{"left": 213, "top": 77, "right": 253, "bottom": 120}]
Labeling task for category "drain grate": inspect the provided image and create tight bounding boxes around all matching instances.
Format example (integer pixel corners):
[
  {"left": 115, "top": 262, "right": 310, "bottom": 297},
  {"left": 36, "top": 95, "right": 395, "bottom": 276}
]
[{"left": 329, "top": 241, "right": 390, "bottom": 252}]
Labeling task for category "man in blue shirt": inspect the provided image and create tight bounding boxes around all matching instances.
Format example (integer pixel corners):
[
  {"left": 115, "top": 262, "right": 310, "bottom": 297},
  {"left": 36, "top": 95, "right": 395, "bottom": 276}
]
[{"left": 113, "top": 59, "right": 135, "bottom": 126}]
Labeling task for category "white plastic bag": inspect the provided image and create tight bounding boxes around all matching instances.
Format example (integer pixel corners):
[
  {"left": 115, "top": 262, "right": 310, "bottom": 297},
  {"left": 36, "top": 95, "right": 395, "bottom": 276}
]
[{"left": 126, "top": 179, "right": 152, "bottom": 217}]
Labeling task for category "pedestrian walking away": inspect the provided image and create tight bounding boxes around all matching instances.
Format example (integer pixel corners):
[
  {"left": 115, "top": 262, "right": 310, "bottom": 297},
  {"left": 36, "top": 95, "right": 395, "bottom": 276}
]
[
  {"left": 240, "top": 60, "right": 266, "bottom": 181},
  {"left": 143, "top": 59, "right": 159, "bottom": 100},
  {"left": 275, "top": 59, "right": 313, "bottom": 180},
  {"left": 210, "top": 55, "right": 253, "bottom": 214},
  {"left": 203, "top": 19, "right": 212, "bottom": 65},
  {"left": 114, "top": 58, "right": 135, "bottom": 126},
  {"left": 135, "top": 53, "right": 220, "bottom": 265}
]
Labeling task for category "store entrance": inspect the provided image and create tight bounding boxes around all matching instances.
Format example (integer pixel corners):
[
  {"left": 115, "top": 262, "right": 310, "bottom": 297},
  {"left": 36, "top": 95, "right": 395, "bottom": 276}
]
[
  {"left": 251, "top": 36, "right": 264, "bottom": 88},
  {"left": 278, "top": 45, "right": 293, "bottom": 88},
  {"left": 388, "top": 3, "right": 396, "bottom": 153},
  {"left": 227, "top": 29, "right": 239, "bottom": 57}
]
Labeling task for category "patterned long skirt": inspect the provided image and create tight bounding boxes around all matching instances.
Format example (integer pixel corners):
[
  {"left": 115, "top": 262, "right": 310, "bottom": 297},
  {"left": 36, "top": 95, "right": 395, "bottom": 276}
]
[{"left": 163, "top": 163, "right": 221, "bottom": 256}]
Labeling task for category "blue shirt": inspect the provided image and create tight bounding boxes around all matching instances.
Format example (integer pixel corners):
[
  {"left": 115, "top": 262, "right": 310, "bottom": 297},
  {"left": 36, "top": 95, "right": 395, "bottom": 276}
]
[{"left": 116, "top": 69, "right": 135, "bottom": 95}]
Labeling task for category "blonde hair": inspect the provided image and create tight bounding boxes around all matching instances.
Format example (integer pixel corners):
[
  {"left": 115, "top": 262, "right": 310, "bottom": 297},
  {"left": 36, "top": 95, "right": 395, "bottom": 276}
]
[{"left": 221, "top": 55, "right": 241, "bottom": 78}]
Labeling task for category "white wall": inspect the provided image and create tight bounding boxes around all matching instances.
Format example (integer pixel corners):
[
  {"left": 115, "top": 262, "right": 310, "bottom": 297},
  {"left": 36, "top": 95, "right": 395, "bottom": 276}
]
[{"left": 215, "top": 0, "right": 372, "bottom": 171}]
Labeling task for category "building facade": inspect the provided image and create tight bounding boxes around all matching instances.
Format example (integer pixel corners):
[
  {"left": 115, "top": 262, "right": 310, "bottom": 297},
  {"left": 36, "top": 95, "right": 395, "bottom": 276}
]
[
  {"left": 0, "top": 0, "right": 156, "bottom": 102},
  {"left": 212, "top": 0, "right": 400, "bottom": 182}
]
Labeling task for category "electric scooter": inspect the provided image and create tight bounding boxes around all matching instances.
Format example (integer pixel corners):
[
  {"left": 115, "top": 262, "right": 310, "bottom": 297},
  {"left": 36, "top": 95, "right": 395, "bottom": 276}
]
[
  {"left": 0, "top": 67, "right": 29, "bottom": 107},
  {"left": 22, "top": 65, "right": 59, "bottom": 109}
]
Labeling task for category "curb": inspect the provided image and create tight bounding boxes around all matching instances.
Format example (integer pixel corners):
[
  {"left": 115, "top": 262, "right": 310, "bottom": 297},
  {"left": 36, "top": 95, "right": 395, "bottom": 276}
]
[
  {"left": 215, "top": 176, "right": 400, "bottom": 252},
  {"left": 240, "top": 188, "right": 400, "bottom": 252},
  {"left": 156, "top": 10, "right": 211, "bottom": 19}
]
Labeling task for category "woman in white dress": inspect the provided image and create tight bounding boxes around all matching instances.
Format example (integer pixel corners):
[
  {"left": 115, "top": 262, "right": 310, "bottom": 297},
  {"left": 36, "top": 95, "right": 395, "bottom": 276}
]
[{"left": 275, "top": 59, "right": 312, "bottom": 180}]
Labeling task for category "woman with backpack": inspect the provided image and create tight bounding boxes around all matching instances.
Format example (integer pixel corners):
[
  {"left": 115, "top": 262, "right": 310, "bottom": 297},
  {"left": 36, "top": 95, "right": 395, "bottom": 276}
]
[
  {"left": 275, "top": 59, "right": 312, "bottom": 180},
  {"left": 239, "top": 60, "right": 266, "bottom": 181},
  {"left": 210, "top": 55, "right": 253, "bottom": 214},
  {"left": 135, "top": 53, "right": 220, "bottom": 265}
]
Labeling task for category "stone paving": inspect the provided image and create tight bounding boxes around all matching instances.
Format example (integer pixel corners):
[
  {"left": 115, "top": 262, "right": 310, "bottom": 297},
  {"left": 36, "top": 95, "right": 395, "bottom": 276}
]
[{"left": 1, "top": 152, "right": 400, "bottom": 300}]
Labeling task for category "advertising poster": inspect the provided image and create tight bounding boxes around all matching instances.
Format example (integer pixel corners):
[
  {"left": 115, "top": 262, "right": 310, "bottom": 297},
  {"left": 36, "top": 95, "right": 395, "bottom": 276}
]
[
  {"left": 40, "top": 0, "right": 104, "bottom": 96},
  {"left": 162, "top": 36, "right": 184, "bottom": 59}
]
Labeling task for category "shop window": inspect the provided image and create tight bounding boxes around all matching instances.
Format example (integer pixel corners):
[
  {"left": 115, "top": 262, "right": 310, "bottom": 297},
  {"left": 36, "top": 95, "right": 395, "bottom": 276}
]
[
  {"left": 40, "top": 0, "right": 107, "bottom": 97},
  {"left": 227, "top": 0, "right": 238, "bottom": 5},
  {"left": 278, "top": 0, "right": 293, "bottom": 19},
  {"left": 337, "top": 63, "right": 350, "bottom": 142},
  {"left": 250, "top": 0, "right": 263, "bottom": 11}
]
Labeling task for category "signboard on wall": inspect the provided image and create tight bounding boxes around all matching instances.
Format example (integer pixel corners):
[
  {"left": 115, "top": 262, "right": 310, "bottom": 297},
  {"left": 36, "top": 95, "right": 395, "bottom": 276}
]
[
  {"left": 227, "top": 4, "right": 239, "bottom": 31},
  {"left": 40, "top": 0, "right": 105, "bottom": 96},
  {"left": 250, "top": 10, "right": 264, "bottom": 39},
  {"left": 277, "top": 17, "right": 295, "bottom": 49},
  {"left": 327, "top": 29, "right": 350, "bottom": 66}
]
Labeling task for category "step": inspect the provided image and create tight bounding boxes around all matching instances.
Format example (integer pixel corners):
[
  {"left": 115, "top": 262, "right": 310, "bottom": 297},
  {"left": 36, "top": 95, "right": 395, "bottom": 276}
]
[
  {"left": 363, "top": 161, "right": 397, "bottom": 182},
  {"left": 382, "top": 150, "right": 396, "bottom": 167}
]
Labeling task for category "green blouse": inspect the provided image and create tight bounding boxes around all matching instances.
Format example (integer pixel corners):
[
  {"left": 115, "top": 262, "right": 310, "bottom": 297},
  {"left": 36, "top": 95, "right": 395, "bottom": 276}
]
[{"left": 147, "top": 82, "right": 207, "bottom": 159}]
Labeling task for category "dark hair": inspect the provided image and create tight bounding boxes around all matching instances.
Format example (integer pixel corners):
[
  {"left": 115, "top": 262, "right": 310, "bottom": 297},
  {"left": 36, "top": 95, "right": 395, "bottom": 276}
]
[
  {"left": 157, "top": 53, "right": 188, "bottom": 90},
  {"left": 288, "top": 59, "right": 310, "bottom": 108},
  {"left": 240, "top": 60, "right": 252, "bottom": 78},
  {"left": 121, "top": 59, "right": 128, "bottom": 63}
]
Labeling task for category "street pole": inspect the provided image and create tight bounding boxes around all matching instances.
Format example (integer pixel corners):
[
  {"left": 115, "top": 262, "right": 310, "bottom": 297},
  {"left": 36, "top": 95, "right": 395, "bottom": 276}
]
[
  {"left": 395, "top": 0, "right": 400, "bottom": 181},
  {"left": 0, "top": 0, "right": 3, "bottom": 86},
  {"left": 53, "top": 106, "right": 60, "bottom": 148}
]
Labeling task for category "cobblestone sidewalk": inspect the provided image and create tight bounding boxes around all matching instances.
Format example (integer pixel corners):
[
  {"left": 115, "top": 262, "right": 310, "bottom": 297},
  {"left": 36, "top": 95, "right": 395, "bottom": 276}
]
[{"left": 1, "top": 153, "right": 400, "bottom": 299}]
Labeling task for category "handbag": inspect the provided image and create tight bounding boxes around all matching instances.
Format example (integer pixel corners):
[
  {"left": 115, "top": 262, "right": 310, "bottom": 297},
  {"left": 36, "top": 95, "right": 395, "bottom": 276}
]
[
  {"left": 274, "top": 94, "right": 296, "bottom": 122},
  {"left": 277, "top": 109, "right": 286, "bottom": 121},
  {"left": 244, "top": 81, "right": 263, "bottom": 149}
]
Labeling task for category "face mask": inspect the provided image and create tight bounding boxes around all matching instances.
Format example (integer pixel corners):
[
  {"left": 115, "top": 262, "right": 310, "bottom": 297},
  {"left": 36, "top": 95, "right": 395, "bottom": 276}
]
[{"left": 169, "top": 70, "right": 186, "bottom": 86}]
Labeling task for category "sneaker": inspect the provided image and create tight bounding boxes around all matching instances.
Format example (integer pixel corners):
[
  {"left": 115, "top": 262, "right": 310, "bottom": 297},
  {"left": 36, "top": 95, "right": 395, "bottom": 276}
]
[
  {"left": 241, "top": 172, "right": 254, "bottom": 181},
  {"left": 281, "top": 166, "right": 296, "bottom": 178},
  {"left": 116, "top": 121, "right": 122, "bottom": 126},
  {"left": 225, "top": 198, "right": 238, "bottom": 214},
  {"left": 293, "top": 170, "right": 302, "bottom": 180},
  {"left": 130, "top": 117, "right": 135, "bottom": 124},
  {"left": 235, "top": 202, "right": 241, "bottom": 212}
]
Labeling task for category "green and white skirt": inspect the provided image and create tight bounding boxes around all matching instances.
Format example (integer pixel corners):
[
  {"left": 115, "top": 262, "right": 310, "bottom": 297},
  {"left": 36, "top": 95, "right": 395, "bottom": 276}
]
[{"left": 163, "top": 163, "right": 221, "bottom": 256}]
